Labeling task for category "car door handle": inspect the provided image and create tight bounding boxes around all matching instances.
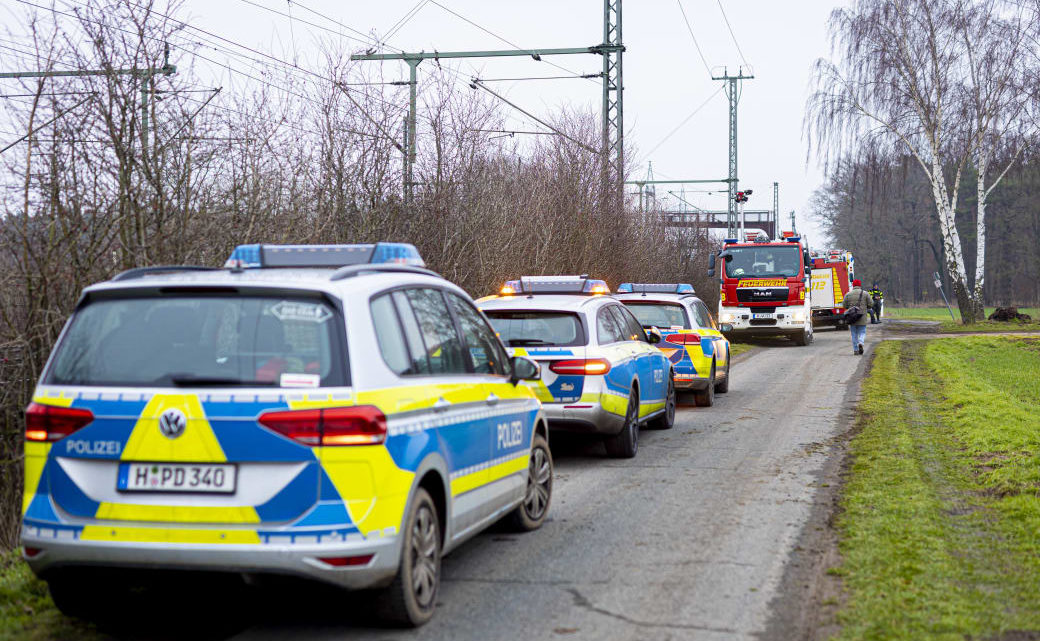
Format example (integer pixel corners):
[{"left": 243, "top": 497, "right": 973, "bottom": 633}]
[
  {"left": 433, "top": 397, "right": 452, "bottom": 412},
  {"left": 486, "top": 393, "right": 499, "bottom": 406}
]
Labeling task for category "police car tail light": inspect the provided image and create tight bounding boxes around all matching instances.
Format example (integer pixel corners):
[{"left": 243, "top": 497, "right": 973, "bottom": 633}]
[
  {"left": 549, "top": 358, "right": 611, "bottom": 376},
  {"left": 664, "top": 333, "right": 702, "bottom": 345},
  {"left": 25, "top": 403, "right": 94, "bottom": 442},
  {"left": 258, "top": 406, "right": 387, "bottom": 446}
]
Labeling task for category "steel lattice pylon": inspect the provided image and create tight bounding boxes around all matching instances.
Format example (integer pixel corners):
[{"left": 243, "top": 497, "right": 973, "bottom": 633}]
[
  {"left": 712, "top": 68, "right": 753, "bottom": 237},
  {"left": 602, "top": 0, "right": 623, "bottom": 210}
]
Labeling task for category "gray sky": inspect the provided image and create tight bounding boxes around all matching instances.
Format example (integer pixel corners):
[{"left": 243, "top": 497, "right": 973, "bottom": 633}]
[{"left": 6, "top": 0, "right": 839, "bottom": 244}]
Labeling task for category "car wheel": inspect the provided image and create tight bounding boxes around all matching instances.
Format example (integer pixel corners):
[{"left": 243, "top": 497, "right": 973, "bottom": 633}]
[
  {"left": 604, "top": 388, "right": 639, "bottom": 458},
  {"left": 377, "top": 488, "right": 441, "bottom": 627},
  {"left": 694, "top": 363, "right": 716, "bottom": 407},
  {"left": 508, "top": 434, "right": 553, "bottom": 531},
  {"left": 648, "top": 375, "right": 675, "bottom": 430},
  {"left": 715, "top": 359, "right": 730, "bottom": 394}
]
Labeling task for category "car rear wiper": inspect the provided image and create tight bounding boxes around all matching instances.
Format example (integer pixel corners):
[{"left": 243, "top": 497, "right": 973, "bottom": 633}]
[
  {"left": 169, "top": 375, "right": 269, "bottom": 387},
  {"left": 508, "top": 338, "right": 554, "bottom": 346}
]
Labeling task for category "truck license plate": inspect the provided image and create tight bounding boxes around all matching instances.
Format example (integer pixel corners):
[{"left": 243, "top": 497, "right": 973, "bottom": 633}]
[
  {"left": 753, "top": 313, "right": 774, "bottom": 319},
  {"left": 117, "top": 462, "right": 237, "bottom": 494}
]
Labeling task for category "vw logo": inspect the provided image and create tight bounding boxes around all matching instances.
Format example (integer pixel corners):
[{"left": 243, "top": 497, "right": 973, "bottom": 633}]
[{"left": 158, "top": 409, "right": 187, "bottom": 439}]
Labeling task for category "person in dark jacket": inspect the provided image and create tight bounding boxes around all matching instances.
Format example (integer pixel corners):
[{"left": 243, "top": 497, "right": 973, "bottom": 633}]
[
  {"left": 867, "top": 282, "right": 884, "bottom": 324},
  {"left": 843, "top": 279, "right": 871, "bottom": 355}
]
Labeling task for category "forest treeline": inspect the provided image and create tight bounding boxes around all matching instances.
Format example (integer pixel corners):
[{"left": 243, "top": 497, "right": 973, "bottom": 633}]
[
  {"left": 0, "top": 0, "right": 715, "bottom": 547},
  {"left": 809, "top": 149, "right": 1040, "bottom": 306}
]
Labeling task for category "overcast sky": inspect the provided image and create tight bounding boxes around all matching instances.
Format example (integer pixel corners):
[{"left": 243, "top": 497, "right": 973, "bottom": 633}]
[{"left": 5, "top": 0, "right": 839, "bottom": 244}]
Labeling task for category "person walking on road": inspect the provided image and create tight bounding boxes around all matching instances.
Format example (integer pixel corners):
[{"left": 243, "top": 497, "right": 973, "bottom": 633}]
[{"left": 843, "top": 279, "right": 871, "bottom": 355}]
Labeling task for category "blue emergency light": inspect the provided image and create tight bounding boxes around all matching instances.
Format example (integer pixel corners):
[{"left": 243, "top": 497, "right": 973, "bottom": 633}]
[
  {"left": 723, "top": 238, "right": 739, "bottom": 244},
  {"left": 617, "top": 283, "right": 695, "bottom": 295},
  {"left": 500, "top": 275, "right": 610, "bottom": 295},
  {"left": 224, "top": 242, "right": 425, "bottom": 269}
]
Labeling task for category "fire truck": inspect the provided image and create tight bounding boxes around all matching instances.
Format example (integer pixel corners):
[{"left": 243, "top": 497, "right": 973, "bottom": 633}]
[
  {"left": 809, "top": 249, "right": 855, "bottom": 329},
  {"left": 708, "top": 231, "right": 815, "bottom": 346}
]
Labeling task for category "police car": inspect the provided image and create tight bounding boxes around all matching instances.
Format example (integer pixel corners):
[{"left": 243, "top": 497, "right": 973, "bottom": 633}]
[
  {"left": 20, "top": 243, "right": 551, "bottom": 627},
  {"left": 478, "top": 276, "right": 673, "bottom": 459},
  {"left": 615, "top": 283, "right": 732, "bottom": 407}
]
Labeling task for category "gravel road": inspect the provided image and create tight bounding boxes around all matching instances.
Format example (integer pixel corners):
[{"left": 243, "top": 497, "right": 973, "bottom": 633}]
[{"left": 234, "top": 327, "right": 877, "bottom": 641}]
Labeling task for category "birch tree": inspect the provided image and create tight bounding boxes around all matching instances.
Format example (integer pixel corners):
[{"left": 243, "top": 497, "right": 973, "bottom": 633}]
[
  {"left": 808, "top": 0, "right": 982, "bottom": 322},
  {"left": 958, "top": 1, "right": 1037, "bottom": 320}
]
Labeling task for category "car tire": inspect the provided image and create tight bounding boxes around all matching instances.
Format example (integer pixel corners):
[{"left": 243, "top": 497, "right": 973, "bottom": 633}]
[
  {"left": 792, "top": 326, "right": 813, "bottom": 346},
  {"left": 715, "top": 360, "right": 730, "bottom": 394},
  {"left": 604, "top": 388, "right": 639, "bottom": 458},
  {"left": 377, "top": 488, "right": 441, "bottom": 628},
  {"left": 508, "top": 434, "right": 553, "bottom": 531},
  {"left": 648, "top": 375, "right": 675, "bottom": 430},
  {"left": 694, "top": 363, "right": 715, "bottom": 407}
]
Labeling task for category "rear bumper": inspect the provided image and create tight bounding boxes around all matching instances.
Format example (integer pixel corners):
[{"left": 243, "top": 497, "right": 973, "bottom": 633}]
[
  {"left": 21, "top": 526, "right": 402, "bottom": 590},
  {"left": 542, "top": 402, "right": 625, "bottom": 435}
]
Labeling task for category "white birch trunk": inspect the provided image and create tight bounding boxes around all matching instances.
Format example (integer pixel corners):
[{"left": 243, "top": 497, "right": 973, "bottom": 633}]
[
  {"left": 973, "top": 154, "right": 988, "bottom": 321},
  {"left": 927, "top": 155, "right": 974, "bottom": 320}
]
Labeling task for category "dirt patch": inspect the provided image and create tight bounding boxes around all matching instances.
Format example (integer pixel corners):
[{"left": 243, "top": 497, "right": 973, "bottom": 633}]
[{"left": 757, "top": 348, "right": 876, "bottom": 641}]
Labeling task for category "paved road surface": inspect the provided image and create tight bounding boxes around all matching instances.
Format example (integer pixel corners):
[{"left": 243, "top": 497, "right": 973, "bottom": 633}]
[{"left": 233, "top": 327, "right": 876, "bottom": 641}]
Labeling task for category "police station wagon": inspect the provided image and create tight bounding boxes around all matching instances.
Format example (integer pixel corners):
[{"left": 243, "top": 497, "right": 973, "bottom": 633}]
[
  {"left": 616, "top": 283, "right": 733, "bottom": 407},
  {"left": 21, "top": 243, "right": 551, "bottom": 627},
  {"left": 478, "top": 276, "right": 674, "bottom": 459}
]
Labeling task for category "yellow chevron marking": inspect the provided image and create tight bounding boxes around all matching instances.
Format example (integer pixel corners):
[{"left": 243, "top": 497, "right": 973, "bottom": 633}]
[
  {"left": 22, "top": 442, "right": 51, "bottom": 515},
  {"left": 121, "top": 394, "right": 226, "bottom": 463}
]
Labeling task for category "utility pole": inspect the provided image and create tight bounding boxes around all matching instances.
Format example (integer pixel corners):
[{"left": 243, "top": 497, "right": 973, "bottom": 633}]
[
  {"left": 1, "top": 47, "right": 176, "bottom": 153},
  {"left": 772, "top": 181, "right": 779, "bottom": 239},
  {"left": 711, "top": 68, "right": 753, "bottom": 238},
  {"left": 790, "top": 210, "right": 797, "bottom": 235},
  {"left": 352, "top": 1, "right": 624, "bottom": 206},
  {"left": 602, "top": 0, "right": 623, "bottom": 211}
]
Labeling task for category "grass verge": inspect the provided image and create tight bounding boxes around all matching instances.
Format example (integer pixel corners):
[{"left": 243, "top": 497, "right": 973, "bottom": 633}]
[
  {"left": 832, "top": 336, "right": 1040, "bottom": 640},
  {"left": 729, "top": 342, "right": 754, "bottom": 357},
  {"left": 886, "top": 306, "right": 1039, "bottom": 322},
  {"left": 0, "top": 550, "right": 100, "bottom": 641}
]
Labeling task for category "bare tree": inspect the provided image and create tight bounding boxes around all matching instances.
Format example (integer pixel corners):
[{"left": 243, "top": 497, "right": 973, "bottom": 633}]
[{"left": 806, "top": 0, "right": 1035, "bottom": 323}]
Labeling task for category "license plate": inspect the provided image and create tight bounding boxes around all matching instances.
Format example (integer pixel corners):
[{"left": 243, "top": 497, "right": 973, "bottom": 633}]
[
  {"left": 753, "top": 313, "right": 774, "bottom": 319},
  {"left": 117, "top": 462, "right": 237, "bottom": 494}
]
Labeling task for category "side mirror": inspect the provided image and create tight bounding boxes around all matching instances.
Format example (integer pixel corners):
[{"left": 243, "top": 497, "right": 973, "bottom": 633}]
[
  {"left": 719, "top": 323, "right": 734, "bottom": 333},
  {"left": 707, "top": 268, "right": 715, "bottom": 277},
  {"left": 708, "top": 252, "right": 717, "bottom": 270},
  {"left": 510, "top": 356, "right": 540, "bottom": 383},
  {"left": 646, "top": 327, "right": 662, "bottom": 344}
]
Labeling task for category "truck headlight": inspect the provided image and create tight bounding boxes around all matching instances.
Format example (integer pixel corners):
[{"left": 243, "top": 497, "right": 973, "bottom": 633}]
[
  {"left": 792, "top": 311, "right": 806, "bottom": 322},
  {"left": 721, "top": 313, "right": 737, "bottom": 322}
]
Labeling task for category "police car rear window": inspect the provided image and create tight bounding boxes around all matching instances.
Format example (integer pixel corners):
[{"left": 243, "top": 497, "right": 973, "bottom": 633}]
[
  {"left": 484, "top": 311, "right": 585, "bottom": 348},
  {"left": 621, "top": 302, "right": 691, "bottom": 329},
  {"left": 46, "top": 295, "right": 347, "bottom": 388}
]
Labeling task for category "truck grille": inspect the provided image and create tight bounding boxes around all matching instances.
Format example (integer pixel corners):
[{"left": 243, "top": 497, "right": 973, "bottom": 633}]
[{"left": 736, "top": 287, "right": 789, "bottom": 303}]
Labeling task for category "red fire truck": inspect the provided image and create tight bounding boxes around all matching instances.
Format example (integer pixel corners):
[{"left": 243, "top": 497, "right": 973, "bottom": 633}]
[
  {"left": 708, "top": 231, "right": 815, "bottom": 346},
  {"left": 809, "top": 249, "right": 856, "bottom": 329}
]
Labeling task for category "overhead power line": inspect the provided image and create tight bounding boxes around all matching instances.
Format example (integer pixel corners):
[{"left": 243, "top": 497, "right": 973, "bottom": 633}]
[
  {"left": 716, "top": 0, "right": 751, "bottom": 70},
  {"left": 639, "top": 84, "right": 724, "bottom": 162},
  {"left": 676, "top": 0, "right": 712, "bottom": 77},
  {"left": 383, "top": 0, "right": 429, "bottom": 42},
  {"left": 470, "top": 79, "right": 597, "bottom": 154}
]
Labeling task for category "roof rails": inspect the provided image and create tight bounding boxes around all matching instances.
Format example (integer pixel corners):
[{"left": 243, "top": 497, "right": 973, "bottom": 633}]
[
  {"left": 111, "top": 265, "right": 219, "bottom": 282},
  {"left": 329, "top": 264, "right": 441, "bottom": 281}
]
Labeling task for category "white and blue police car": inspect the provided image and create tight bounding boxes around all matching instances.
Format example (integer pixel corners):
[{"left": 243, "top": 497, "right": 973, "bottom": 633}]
[
  {"left": 21, "top": 242, "right": 550, "bottom": 627},
  {"left": 478, "top": 276, "right": 674, "bottom": 459}
]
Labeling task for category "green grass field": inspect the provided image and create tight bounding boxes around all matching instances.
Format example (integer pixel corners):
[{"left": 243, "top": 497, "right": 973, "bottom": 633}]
[
  {"left": 885, "top": 306, "right": 1039, "bottom": 321},
  {"left": 0, "top": 551, "right": 100, "bottom": 641},
  {"left": 886, "top": 307, "right": 1040, "bottom": 333},
  {"left": 832, "top": 336, "right": 1040, "bottom": 640},
  {"left": 728, "top": 343, "right": 754, "bottom": 357}
]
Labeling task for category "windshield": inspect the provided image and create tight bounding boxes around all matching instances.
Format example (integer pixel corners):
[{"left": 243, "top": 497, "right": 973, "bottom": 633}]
[
  {"left": 621, "top": 302, "right": 690, "bottom": 329},
  {"left": 483, "top": 311, "right": 585, "bottom": 347},
  {"left": 46, "top": 295, "right": 346, "bottom": 387},
  {"left": 724, "top": 246, "right": 802, "bottom": 278}
]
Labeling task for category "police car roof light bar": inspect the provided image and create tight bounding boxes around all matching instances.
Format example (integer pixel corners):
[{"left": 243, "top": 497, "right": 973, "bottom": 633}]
[
  {"left": 617, "top": 283, "right": 695, "bottom": 295},
  {"left": 511, "top": 275, "right": 610, "bottom": 295},
  {"left": 225, "top": 243, "right": 425, "bottom": 269}
]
